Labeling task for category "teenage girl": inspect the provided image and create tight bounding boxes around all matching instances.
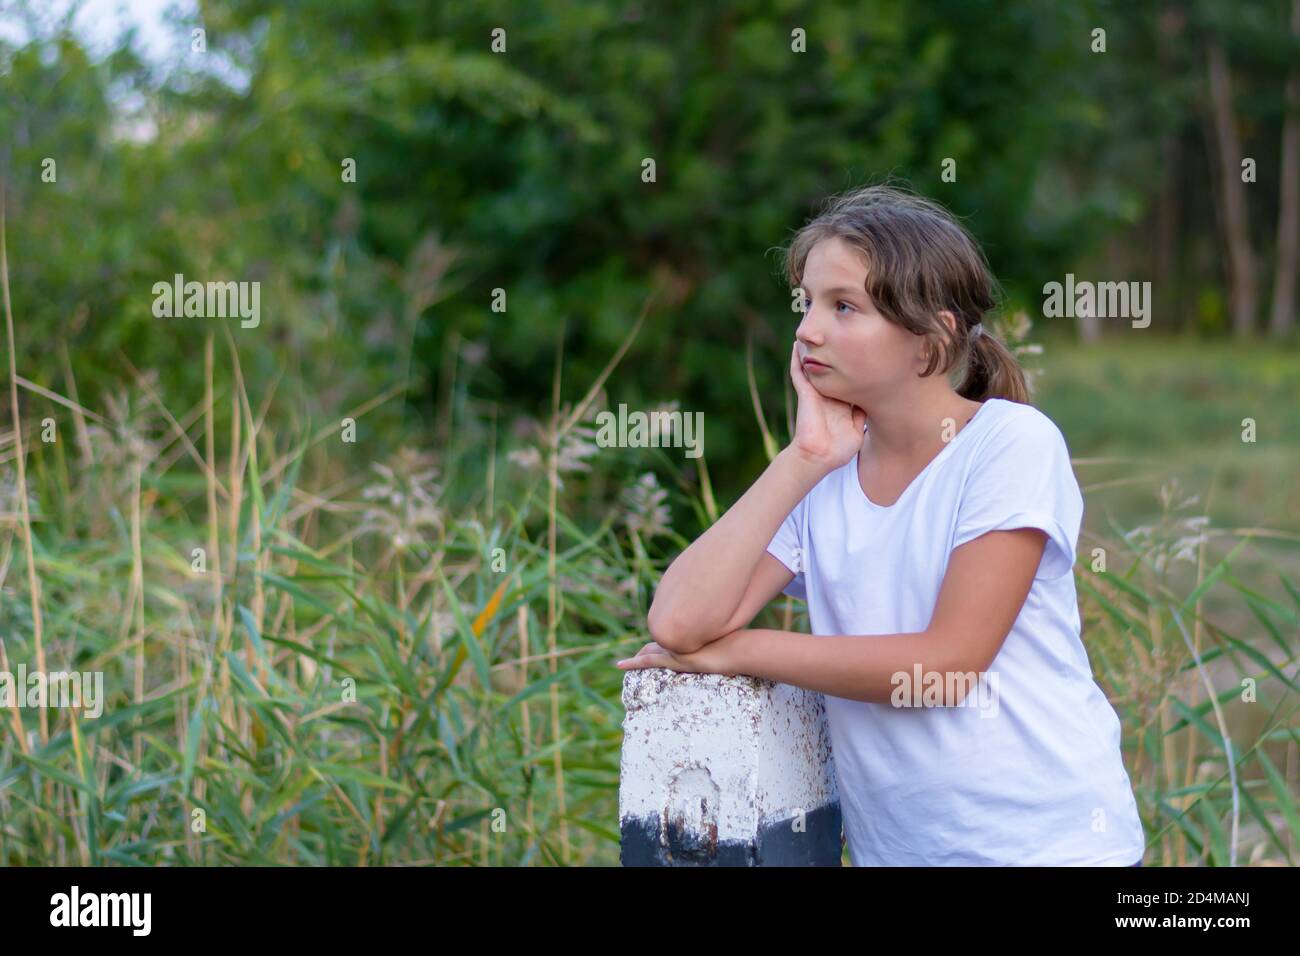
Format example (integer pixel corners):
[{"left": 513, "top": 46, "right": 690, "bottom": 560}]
[{"left": 616, "top": 184, "right": 1146, "bottom": 866}]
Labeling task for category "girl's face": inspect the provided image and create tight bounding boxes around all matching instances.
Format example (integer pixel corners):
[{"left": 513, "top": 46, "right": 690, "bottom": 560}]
[{"left": 795, "top": 237, "right": 930, "bottom": 407}]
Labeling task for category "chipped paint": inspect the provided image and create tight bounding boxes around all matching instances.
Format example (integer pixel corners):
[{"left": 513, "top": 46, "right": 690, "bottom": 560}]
[{"left": 619, "top": 670, "right": 841, "bottom": 866}]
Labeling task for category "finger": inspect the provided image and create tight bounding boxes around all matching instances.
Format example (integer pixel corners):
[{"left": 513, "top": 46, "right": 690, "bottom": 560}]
[
  {"left": 789, "top": 341, "right": 811, "bottom": 395},
  {"left": 616, "top": 642, "right": 663, "bottom": 664},
  {"left": 616, "top": 653, "right": 671, "bottom": 671}
]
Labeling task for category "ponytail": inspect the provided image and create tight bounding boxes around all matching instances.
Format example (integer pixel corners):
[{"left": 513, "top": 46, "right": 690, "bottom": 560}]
[{"left": 957, "top": 324, "right": 1031, "bottom": 404}]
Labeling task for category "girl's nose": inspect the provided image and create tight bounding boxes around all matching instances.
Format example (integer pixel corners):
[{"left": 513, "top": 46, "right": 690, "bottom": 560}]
[{"left": 796, "top": 310, "right": 824, "bottom": 344}]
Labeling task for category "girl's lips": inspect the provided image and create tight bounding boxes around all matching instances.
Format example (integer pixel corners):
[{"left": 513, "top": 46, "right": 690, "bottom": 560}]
[{"left": 802, "top": 359, "right": 831, "bottom": 373}]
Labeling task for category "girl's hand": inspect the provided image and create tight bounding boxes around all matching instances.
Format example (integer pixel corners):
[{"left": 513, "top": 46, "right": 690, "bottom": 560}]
[
  {"left": 614, "top": 639, "right": 737, "bottom": 677},
  {"left": 788, "top": 341, "right": 868, "bottom": 470}
]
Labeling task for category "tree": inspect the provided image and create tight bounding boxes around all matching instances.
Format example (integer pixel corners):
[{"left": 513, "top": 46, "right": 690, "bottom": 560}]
[
  {"left": 1205, "top": 34, "right": 1259, "bottom": 337},
  {"left": 1269, "top": 0, "right": 1299, "bottom": 337}
]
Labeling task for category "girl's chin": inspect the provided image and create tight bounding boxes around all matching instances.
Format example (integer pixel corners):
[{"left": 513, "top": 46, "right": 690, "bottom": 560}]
[{"left": 810, "top": 382, "right": 847, "bottom": 402}]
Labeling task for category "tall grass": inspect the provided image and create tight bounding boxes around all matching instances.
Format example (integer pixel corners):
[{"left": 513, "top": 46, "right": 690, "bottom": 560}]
[
  {"left": 1074, "top": 486, "right": 1300, "bottom": 866},
  {"left": 0, "top": 200, "right": 1296, "bottom": 864},
  {"left": 0, "top": 198, "right": 668, "bottom": 863},
  {"left": 0, "top": 317, "right": 642, "bottom": 863}
]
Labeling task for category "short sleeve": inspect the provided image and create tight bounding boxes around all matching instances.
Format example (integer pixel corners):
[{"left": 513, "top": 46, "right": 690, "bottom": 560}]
[
  {"left": 766, "top": 493, "right": 808, "bottom": 600},
  {"left": 952, "top": 410, "right": 1083, "bottom": 580}
]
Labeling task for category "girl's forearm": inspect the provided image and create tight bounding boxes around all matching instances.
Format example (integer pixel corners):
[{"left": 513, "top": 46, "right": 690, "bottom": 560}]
[
  {"left": 719, "top": 627, "right": 969, "bottom": 705},
  {"left": 648, "top": 446, "right": 827, "bottom": 651}
]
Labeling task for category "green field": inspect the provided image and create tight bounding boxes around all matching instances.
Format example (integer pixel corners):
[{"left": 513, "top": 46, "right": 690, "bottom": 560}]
[{"left": 1036, "top": 337, "right": 1299, "bottom": 534}]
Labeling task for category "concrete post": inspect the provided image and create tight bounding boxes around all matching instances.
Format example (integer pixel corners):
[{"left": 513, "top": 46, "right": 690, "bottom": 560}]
[{"left": 619, "top": 669, "right": 842, "bottom": 866}]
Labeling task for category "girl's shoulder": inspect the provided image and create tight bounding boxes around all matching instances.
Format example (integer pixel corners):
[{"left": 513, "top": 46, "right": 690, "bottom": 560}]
[
  {"left": 959, "top": 399, "right": 1079, "bottom": 492},
  {"left": 972, "top": 398, "right": 1071, "bottom": 452}
]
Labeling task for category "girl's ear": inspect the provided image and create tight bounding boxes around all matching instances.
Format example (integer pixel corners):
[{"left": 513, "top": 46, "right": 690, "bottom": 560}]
[
  {"left": 936, "top": 309, "right": 959, "bottom": 339},
  {"left": 918, "top": 311, "right": 960, "bottom": 371}
]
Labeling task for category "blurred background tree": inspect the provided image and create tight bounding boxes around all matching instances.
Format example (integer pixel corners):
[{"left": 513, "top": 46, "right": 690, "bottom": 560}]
[{"left": 1, "top": 0, "right": 1297, "bottom": 502}]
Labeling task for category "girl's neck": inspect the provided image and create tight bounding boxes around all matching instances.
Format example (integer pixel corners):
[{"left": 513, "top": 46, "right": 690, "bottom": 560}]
[{"left": 860, "top": 390, "right": 985, "bottom": 458}]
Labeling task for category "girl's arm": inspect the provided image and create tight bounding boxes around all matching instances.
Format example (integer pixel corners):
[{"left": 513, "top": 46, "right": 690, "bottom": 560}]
[
  {"left": 629, "top": 527, "right": 1047, "bottom": 702},
  {"left": 647, "top": 445, "right": 826, "bottom": 653},
  {"left": 648, "top": 344, "right": 866, "bottom": 655}
]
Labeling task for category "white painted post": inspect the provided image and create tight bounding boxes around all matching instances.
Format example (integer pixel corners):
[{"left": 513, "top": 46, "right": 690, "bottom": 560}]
[{"left": 619, "top": 669, "right": 842, "bottom": 866}]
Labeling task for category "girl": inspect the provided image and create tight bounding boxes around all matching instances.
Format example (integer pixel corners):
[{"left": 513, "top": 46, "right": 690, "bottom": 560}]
[{"left": 616, "top": 183, "right": 1146, "bottom": 867}]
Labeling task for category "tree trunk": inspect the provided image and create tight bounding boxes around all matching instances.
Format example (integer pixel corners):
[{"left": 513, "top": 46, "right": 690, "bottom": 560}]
[
  {"left": 1206, "top": 38, "right": 1258, "bottom": 337},
  {"left": 1156, "top": 3, "right": 1186, "bottom": 330},
  {"left": 1075, "top": 305, "right": 1102, "bottom": 344},
  {"left": 1269, "top": 0, "right": 1300, "bottom": 338}
]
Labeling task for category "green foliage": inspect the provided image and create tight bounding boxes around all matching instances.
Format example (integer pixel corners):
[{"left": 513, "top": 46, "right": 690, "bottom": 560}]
[{"left": 10, "top": 0, "right": 1271, "bottom": 494}]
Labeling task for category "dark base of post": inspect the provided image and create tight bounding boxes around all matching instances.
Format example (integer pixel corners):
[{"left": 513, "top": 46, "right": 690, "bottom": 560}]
[{"left": 620, "top": 801, "right": 842, "bottom": 867}]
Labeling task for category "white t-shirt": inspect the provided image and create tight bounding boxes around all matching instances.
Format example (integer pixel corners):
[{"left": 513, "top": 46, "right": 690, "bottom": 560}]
[{"left": 765, "top": 398, "right": 1145, "bottom": 866}]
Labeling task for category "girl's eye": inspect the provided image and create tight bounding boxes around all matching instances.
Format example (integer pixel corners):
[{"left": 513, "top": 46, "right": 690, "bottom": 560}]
[{"left": 800, "top": 298, "right": 854, "bottom": 314}]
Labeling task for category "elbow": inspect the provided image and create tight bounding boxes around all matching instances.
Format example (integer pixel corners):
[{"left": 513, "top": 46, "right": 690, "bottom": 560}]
[
  {"left": 941, "top": 654, "right": 998, "bottom": 709},
  {"left": 919, "top": 626, "right": 1002, "bottom": 708},
  {"left": 646, "top": 604, "right": 705, "bottom": 656},
  {"left": 645, "top": 602, "right": 676, "bottom": 649}
]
